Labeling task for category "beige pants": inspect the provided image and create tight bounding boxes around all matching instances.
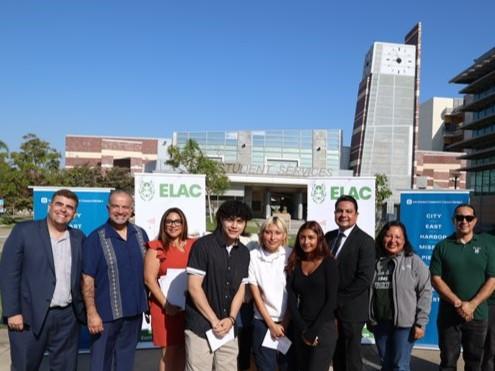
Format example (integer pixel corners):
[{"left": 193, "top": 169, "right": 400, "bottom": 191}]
[{"left": 185, "top": 329, "right": 238, "bottom": 371}]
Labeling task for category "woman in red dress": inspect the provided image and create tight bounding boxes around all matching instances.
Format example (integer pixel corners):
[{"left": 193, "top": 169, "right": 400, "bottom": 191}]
[{"left": 144, "top": 207, "right": 194, "bottom": 371}]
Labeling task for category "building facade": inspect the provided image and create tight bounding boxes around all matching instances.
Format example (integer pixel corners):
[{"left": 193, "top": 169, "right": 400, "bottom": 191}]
[
  {"left": 173, "top": 129, "right": 346, "bottom": 219},
  {"left": 448, "top": 48, "right": 495, "bottom": 230},
  {"left": 65, "top": 130, "right": 348, "bottom": 220},
  {"left": 65, "top": 135, "right": 169, "bottom": 174},
  {"left": 350, "top": 24, "right": 421, "bottom": 206},
  {"left": 414, "top": 150, "right": 467, "bottom": 190},
  {"left": 414, "top": 97, "right": 467, "bottom": 190},
  {"left": 419, "top": 97, "right": 464, "bottom": 151}
]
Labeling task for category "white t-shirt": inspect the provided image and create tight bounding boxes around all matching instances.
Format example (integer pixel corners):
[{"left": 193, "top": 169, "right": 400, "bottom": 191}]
[{"left": 248, "top": 244, "right": 290, "bottom": 322}]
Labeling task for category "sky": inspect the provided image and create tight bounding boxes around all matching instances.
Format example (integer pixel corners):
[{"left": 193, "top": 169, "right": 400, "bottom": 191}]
[{"left": 1, "top": 0, "right": 493, "bottom": 155}]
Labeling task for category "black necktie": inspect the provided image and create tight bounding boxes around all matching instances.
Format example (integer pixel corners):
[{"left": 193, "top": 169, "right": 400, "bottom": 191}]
[{"left": 332, "top": 232, "right": 344, "bottom": 256}]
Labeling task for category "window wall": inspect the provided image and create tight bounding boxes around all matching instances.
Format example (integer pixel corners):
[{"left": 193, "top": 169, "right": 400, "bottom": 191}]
[
  {"left": 176, "top": 129, "right": 342, "bottom": 173},
  {"left": 469, "top": 169, "right": 495, "bottom": 194},
  {"left": 176, "top": 131, "right": 238, "bottom": 162}
]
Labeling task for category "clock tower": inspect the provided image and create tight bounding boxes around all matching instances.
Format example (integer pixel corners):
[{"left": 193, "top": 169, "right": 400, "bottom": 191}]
[
  {"left": 379, "top": 43, "right": 416, "bottom": 76},
  {"left": 349, "top": 24, "right": 421, "bottom": 209}
]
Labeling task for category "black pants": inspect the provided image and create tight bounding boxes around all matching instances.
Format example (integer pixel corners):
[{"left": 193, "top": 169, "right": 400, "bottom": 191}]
[
  {"left": 291, "top": 321, "right": 337, "bottom": 371},
  {"left": 438, "top": 316, "right": 488, "bottom": 371},
  {"left": 237, "top": 302, "right": 254, "bottom": 370},
  {"left": 482, "top": 304, "right": 495, "bottom": 371},
  {"left": 333, "top": 320, "right": 365, "bottom": 371},
  {"left": 9, "top": 306, "right": 79, "bottom": 371}
]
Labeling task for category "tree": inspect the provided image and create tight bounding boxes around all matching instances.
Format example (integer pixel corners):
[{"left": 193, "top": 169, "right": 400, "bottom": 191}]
[
  {"left": 60, "top": 164, "right": 103, "bottom": 188},
  {"left": 375, "top": 173, "right": 392, "bottom": 233},
  {"left": 11, "top": 133, "right": 60, "bottom": 172},
  {"left": 59, "top": 164, "right": 134, "bottom": 193},
  {"left": 0, "top": 134, "right": 61, "bottom": 213},
  {"left": 0, "top": 135, "right": 137, "bottom": 215},
  {"left": 0, "top": 139, "right": 9, "bottom": 178},
  {"left": 100, "top": 167, "right": 134, "bottom": 193},
  {"left": 167, "top": 139, "right": 230, "bottom": 223},
  {"left": 0, "top": 139, "right": 8, "bottom": 155}
]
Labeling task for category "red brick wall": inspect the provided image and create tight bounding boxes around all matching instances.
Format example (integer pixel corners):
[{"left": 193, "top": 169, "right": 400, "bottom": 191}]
[
  {"left": 413, "top": 151, "right": 467, "bottom": 190},
  {"left": 65, "top": 135, "right": 159, "bottom": 173},
  {"left": 66, "top": 136, "right": 102, "bottom": 152}
]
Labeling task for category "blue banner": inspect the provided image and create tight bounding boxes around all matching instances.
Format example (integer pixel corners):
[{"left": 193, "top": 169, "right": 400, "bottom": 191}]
[
  {"left": 33, "top": 188, "right": 111, "bottom": 235},
  {"left": 400, "top": 191, "right": 469, "bottom": 348}
]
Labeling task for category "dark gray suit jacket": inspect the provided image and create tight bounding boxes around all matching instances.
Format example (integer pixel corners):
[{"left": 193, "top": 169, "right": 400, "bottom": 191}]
[
  {"left": 0, "top": 219, "right": 86, "bottom": 336},
  {"left": 325, "top": 225, "right": 375, "bottom": 322}
]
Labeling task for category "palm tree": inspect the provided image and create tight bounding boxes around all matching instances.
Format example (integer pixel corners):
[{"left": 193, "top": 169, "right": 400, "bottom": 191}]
[{"left": 0, "top": 140, "right": 8, "bottom": 154}]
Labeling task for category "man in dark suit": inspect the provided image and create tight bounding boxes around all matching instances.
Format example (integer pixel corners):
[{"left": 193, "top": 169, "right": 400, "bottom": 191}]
[
  {"left": 0, "top": 189, "right": 86, "bottom": 371},
  {"left": 325, "top": 195, "right": 375, "bottom": 371}
]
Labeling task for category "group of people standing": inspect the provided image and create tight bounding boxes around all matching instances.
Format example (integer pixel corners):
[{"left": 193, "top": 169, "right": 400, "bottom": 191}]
[{"left": 1, "top": 188, "right": 495, "bottom": 371}]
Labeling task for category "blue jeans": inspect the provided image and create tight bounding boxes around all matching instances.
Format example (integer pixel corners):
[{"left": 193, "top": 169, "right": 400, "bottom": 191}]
[
  {"left": 252, "top": 318, "right": 289, "bottom": 371},
  {"left": 373, "top": 321, "right": 415, "bottom": 371}
]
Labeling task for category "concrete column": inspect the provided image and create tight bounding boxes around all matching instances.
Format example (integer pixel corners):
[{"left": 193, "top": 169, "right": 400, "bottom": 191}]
[
  {"left": 265, "top": 191, "right": 271, "bottom": 218},
  {"left": 297, "top": 192, "right": 303, "bottom": 220},
  {"left": 244, "top": 187, "right": 252, "bottom": 208}
]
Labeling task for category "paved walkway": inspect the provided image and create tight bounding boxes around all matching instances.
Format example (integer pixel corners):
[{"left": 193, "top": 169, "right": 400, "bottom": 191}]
[
  {"left": 0, "top": 326, "right": 464, "bottom": 371},
  {"left": 0, "top": 329, "right": 10, "bottom": 370}
]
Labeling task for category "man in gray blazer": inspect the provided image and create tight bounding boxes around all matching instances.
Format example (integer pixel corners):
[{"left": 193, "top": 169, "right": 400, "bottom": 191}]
[
  {"left": 0, "top": 189, "right": 86, "bottom": 371},
  {"left": 325, "top": 195, "right": 375, "bottom": 371}
]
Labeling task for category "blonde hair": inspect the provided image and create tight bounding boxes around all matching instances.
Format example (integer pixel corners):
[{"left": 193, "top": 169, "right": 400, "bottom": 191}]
[{"left": 258, "top": 216, "right": 289, "bottom": 248}]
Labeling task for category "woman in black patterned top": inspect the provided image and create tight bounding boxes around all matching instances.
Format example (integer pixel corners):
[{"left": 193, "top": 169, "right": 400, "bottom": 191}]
[{"left": 286, "top": 221, "right": 339, "bottom": 371}]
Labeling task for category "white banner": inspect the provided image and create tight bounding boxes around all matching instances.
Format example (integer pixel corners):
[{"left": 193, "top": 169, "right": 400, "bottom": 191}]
[
  {"left": 134, "top": 173, "right": 206, "bottom": 240},
  {"left": 307, "top": 177, "right": 376, "bottom": 237}
]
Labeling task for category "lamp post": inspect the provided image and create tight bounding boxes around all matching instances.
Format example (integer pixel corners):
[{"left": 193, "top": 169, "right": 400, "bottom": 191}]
[{"left": 451, "top": 171, "right": 461, "bottom": 190}]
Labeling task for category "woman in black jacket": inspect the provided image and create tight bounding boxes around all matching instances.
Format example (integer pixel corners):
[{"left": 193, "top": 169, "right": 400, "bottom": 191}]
[{"left": 286, "top": 221, "right": 339, "bottom": 371}]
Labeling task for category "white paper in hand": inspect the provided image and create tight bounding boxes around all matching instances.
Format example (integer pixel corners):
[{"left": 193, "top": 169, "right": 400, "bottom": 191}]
[
  {"left": 261, "top": 329, "right": 292, "bottom": 355},
  {"left": 206, "top": 327, "right": 235, "bottom": 352},
  {"left": 158, "top": 268, "right": 187, "bottom": 309}
]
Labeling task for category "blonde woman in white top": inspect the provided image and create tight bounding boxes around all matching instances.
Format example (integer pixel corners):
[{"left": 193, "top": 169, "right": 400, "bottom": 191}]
[{"left": 248, "top": 216, "right": 291, "bottom": 371}]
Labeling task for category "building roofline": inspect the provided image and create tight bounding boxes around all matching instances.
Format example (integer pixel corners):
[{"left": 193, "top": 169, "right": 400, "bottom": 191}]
[
  {"left": 174, "top": 129, "right": 343, "bottom": 133},
  {"left": 459, "top": 69, "right": 495, "bottom": 94},
  {"left": 415, "top": 149, "right": 466, "bottom": 156},
  {"left": 66, "top": 134, "right": 169, "bottom": 141},
  {"left": 450, "top": 48, "right": 495, "bottom": 84},
  {"left": 447, "top": 132, "right": 495, "bottom": 151},
  {"left": 458, "top": 146, "right": 495, "bottom": 160}
]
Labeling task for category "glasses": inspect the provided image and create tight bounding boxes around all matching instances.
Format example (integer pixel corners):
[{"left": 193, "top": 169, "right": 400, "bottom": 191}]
[
  {"left": 455, "top": 215, "right": 476, "bottom": 223},
  {"left": 165, "top": 219, "right": 183, "bottom": 226}
]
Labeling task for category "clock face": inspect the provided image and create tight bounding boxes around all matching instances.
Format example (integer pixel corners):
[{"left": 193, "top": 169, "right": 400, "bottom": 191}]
[{"left": 380, "top": 44, "right": 416, "bottom": 76}]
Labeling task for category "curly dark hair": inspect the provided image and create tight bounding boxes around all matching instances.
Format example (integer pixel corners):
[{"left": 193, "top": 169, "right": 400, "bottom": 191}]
[
  {"left": 215, "top": 200, "right": 252, "bottom": 232},
  {"left": 286, "top": 221, "right": 330, "bottom": 273},
  {"left": 376, "top": 221, "right": 414, "bottom": 257}
]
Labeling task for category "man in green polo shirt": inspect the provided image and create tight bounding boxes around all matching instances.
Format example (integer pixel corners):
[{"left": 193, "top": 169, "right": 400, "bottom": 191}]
[{"left": 430, "top": 203, "right": 495, "bottom": 371}]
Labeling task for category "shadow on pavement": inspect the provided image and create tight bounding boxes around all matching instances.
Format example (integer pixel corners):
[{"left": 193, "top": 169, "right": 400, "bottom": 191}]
[
  {"left": 36, "top": 345, "right": 447, "bottom": 371},
  {"left": 362, "top": 345, "right": 437, "bottom": 370}
]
